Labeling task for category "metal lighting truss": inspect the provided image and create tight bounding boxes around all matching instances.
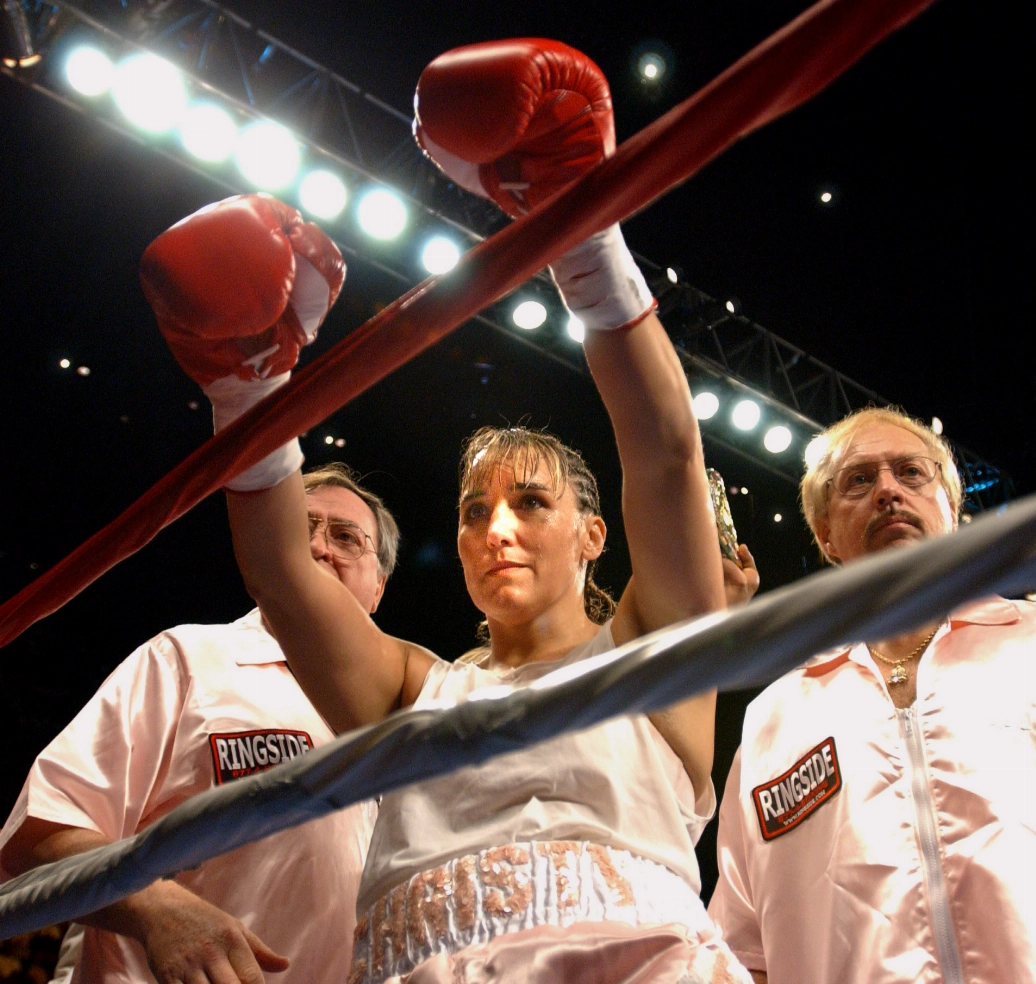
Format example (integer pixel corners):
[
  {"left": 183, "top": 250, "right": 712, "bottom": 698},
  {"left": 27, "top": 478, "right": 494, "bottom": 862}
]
[
  {"left": 647, "top": 274, "right": 1009, "bottom": 506},
  {"left": 1, "top": 0, "right": 1011, "bottom": 506}
]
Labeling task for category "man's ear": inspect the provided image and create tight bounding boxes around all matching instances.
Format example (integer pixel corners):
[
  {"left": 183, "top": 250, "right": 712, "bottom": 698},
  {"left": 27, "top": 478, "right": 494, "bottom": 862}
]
[
  {"left": 814, "top": 516, "right": 841, "bottom": 564},
  {"left": 368, "top": 572, "right": 388, "bottom": 614},
  {"left": 581, "top": 515, "right": 606, "bottom": 562}
]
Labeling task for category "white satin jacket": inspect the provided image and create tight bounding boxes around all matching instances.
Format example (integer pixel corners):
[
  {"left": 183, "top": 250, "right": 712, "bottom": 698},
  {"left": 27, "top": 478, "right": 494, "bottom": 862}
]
[{"left": 709, "top": 597, "right": 1035, "bottom": 984}]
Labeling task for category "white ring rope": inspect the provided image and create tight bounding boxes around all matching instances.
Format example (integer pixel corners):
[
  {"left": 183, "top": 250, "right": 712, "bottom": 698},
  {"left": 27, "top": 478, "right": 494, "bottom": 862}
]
[{"left": 1, "top": 493, "right": 1034, "bottom": 938}]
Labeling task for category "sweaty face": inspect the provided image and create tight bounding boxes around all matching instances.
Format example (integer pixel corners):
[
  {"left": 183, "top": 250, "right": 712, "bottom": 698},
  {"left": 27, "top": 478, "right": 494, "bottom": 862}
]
[
  {"left": 817, "top": 422, "right": 956, "bottom": 565},
  {"left": 457, "top": 458, "right": 603, "bottom": 627},
  {"left": 306, "top": 485, "right": 386, "bottom": 614}
]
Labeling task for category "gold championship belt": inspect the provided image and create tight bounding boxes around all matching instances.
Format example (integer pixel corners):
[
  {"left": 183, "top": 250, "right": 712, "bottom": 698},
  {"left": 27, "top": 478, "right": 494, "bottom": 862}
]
[{"left": 707, "top": 468, "right": 741, "bottom": 566}]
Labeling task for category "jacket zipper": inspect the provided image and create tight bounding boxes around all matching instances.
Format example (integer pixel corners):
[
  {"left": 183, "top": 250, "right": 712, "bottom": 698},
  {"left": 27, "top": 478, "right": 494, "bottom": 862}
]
[{"left": 898, "top": 706, "right": 965, "bottom": 984}]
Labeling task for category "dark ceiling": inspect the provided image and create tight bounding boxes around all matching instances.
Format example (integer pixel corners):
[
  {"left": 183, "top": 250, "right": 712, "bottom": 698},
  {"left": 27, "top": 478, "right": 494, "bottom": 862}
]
[{"left": 0, "top": 0, "right": 1030, "bottom": 899}]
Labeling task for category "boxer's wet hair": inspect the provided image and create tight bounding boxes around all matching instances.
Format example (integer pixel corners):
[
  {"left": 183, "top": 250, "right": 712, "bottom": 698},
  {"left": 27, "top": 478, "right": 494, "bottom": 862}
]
[
  {"left": 459, "top": 426, "right": 616, "bottom": 641},
  {"left": 303, "top": 462, "right": 400, "bottom": 577}
]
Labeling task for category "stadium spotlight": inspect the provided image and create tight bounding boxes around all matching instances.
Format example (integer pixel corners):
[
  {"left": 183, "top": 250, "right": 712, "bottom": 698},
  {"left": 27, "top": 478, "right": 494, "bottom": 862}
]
[
  {"left": 818, "top": 185, "right": 839, "bottom": 206},
  {"left": 692, "top": 391, "right": 719, "bottom": 420},
  {"left": 421, "top": 236, "right": 461, "bottom": 274},
  {"left": 632, "top": 40, "right": 674, "bottom": 88},
  {"left": 930, "top": 416, "right": 944, "bottom": 435},
  {"left": 299, "top": 170, "right": 348, "bottom": 220},
  {"left": 731, "top": 399, "right": 760, "bottom": 431},
  {"left": 665, "top": 267, "right": 679, "bottom": 284},
  {"left": 357, "top": 188, "right": 407, "bottom": 240},
  {"left": 763, "top": 425, "right": 793, "bottom": 453},
  {"left": 512, "top": 300, "right": 547, "bottom": 330},
  {"left": 65, "top": 47, "right": 114, "bottom": 97},
  {"left": 637, "top": 52, "right": 666, "bottom": 82},
  {"left": 112, "top": 54, "right": 187, "bottom": 133},
  {"left": 804, "top": 434, "right": 828, "bottom": 469},
  {"left": 180, "top": 104, "right": 237, "bottom": 162},
  {"left": 235, "top": 121, "right": 300, "bottom": 190},
  {"left": 724, "top": 297, "right": 741, "bottom": 315},
  {"left": 566, "top": 315, "right": 585, "bottom": 342}
]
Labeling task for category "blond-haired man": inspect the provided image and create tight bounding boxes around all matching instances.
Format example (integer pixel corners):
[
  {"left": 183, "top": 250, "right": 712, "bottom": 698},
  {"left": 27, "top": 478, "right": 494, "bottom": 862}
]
[{"left": 708, "top": 407, "right": 1035, "bottom": 984}]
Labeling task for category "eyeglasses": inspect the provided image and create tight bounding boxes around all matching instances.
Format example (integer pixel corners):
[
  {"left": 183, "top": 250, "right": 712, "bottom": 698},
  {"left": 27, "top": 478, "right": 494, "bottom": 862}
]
[
  {"left": 308, "top": 515, "right": 377, "bottom": 560},
  {"left": 829, "top": 456, "right": 941, "bottom": 498}
]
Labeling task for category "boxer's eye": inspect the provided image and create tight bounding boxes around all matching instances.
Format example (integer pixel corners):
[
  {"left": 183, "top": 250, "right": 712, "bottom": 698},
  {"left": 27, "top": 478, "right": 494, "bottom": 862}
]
[{"left": 463, "top": 502, "right": 489, "bottom": 523}]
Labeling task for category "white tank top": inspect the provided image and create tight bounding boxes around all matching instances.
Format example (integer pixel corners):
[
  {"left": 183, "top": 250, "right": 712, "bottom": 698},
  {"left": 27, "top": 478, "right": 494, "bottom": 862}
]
[{"left": 357, "top": 623, "right": 715, "bottom": 912}]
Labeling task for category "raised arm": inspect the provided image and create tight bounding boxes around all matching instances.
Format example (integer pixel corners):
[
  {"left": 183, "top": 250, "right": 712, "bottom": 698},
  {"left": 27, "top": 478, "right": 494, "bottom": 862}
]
[
  {"left": 415, "top": 39, "right": 725, "bottom": 638},
  {"left": 415, "top": 38, "right": 726, "bottom": 792},
  {"left": 142, "top": 196, "right": 434, "bottom": 731},
  {"left": 582, "top": 312, "right": 724, "bottom": 635},
  {"left": 557, "top": 236, "right": 724, "bottom": 798},
  {"left": 225, "top": 475, "right": 435, "bottom": 730}
]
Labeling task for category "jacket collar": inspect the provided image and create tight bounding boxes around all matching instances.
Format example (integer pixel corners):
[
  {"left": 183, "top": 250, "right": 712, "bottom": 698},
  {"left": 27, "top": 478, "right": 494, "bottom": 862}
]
[
  {"left": 802, "top": 596, "right": 1019, "bottom": 677},
  {"left": 233, "top": 608, "right": 288, "bottom": 666}
]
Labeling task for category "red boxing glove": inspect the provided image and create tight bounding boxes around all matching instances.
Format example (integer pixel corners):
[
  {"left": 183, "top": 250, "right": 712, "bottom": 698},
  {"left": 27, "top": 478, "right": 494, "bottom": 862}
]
[
  {"left": 415, "top": 39, "right": 654, "bottom": 333},
  {"left": 415, "top": 38, "right": 614, "bottom": 218},
  {"left": 141, "top": 194, "right": 345, "bottom": 491},
  {"left": 140, "top": 194, "right": 345, "bottom": 386}
]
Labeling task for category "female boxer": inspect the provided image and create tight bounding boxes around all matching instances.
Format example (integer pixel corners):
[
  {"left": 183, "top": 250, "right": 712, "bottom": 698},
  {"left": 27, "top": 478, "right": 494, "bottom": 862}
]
[{"left": 145, "top": 37, "right": 753, "bottom": 984}]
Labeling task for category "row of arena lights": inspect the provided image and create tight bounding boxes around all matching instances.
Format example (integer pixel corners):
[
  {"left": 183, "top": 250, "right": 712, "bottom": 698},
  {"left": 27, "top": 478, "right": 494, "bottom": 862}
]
[
  {"left": 60, "top": 45, "right": 843, "bottom": 474},
  {"left": 61, "top": 45, "right": 741, "bottom": 333},
  {"left": 691, "top": 391, "right": 802, "bottom": 458},
  {"left": 689, "top": 390, "right": 948, "bottom": 470},
  {"left": 59, "top": 46, "right": 786, "bottom": 350},
  {"left": 63, "top": 46, "right": 465, "bottom": 271}
]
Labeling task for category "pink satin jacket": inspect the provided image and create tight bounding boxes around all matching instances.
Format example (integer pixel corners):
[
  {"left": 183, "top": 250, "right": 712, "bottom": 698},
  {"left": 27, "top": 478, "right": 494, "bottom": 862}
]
[
  {"left": 708, "top": 597, "right": 1035, "bottom": 984},
  {"left": 0, "top": 610, "right": 376, "bottom": 984}
]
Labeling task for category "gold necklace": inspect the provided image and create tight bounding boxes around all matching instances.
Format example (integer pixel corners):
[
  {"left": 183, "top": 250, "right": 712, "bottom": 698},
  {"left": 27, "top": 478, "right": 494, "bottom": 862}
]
[{"left": 866, "top": 627, "right": 939, "bottom": 686}]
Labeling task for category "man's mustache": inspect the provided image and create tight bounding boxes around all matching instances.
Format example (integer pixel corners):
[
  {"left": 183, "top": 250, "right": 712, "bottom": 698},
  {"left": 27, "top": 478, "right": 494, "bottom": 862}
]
[{"left": 865, "top": 507, "right": 924, "bottom": 541}]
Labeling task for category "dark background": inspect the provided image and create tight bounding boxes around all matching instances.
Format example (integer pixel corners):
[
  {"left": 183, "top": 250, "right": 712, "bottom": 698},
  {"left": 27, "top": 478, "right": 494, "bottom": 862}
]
[{"left": 0, "top": 0, "right": 1031, "bottom": 903}]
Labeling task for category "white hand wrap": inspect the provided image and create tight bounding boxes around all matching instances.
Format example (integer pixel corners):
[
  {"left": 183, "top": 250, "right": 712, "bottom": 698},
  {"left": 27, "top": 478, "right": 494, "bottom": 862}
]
[
  {"left": 550, "top": 224, "right": 655, "bottom": 333},
  {"left": 204, "top": 372, "right": 303, "bottom": 492}
]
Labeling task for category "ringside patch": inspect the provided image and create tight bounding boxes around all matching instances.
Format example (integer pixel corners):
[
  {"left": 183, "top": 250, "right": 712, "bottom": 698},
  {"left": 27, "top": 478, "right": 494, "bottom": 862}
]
[
  {"left": 209, "top": 729, "right": 314, "bottom": 784},
  {"left": 752, "top": 737, "right": 841, "bottom": 841}
]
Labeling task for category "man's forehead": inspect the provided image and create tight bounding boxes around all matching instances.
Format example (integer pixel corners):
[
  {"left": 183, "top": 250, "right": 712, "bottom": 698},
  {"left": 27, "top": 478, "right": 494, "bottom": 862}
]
[
  {"left": 839, "top": 424, "right": 928, "bottom": 462},
  {"left": 306, "top": 486, "right": 376, "bottom": 528}
]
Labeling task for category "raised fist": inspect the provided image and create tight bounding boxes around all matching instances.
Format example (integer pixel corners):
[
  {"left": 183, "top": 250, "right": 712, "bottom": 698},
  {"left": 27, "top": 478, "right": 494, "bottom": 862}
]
[
  {"left": 414, "top": 40, "right": 653, "bottom": 332},
  {"left": 415, "top": 38, "right": 614, "bottom": 218},
  {"left": 140, "top": 194, "right": 345, "bottom": 386}
]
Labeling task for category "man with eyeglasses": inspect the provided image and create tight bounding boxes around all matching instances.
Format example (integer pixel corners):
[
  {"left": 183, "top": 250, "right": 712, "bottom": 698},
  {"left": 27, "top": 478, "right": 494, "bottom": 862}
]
[
  {"left": 0, "top": 462, "right": 398, "bottom": 984},
  {"left": 708, "top": 406, "right": 1035, "bottom": 984}
]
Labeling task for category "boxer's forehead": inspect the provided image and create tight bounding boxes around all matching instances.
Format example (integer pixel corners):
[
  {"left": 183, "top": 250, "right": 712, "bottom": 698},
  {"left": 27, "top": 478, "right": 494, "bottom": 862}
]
[
  {"left": 462, "top": 445, "right": 566, "bottom": 502},
  {"left": 461, "top": 454, "right": 566, "bottom": 502}
]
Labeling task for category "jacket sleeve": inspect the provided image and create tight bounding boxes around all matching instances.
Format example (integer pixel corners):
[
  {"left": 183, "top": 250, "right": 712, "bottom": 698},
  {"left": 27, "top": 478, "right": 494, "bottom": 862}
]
[{"left": 0, "top": 633, "right": 186, "bottom": 871}]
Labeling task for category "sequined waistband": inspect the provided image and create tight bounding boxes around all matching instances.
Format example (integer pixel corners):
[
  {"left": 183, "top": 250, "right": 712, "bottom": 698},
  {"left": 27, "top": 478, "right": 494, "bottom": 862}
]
[{"left": 349, "top": 840, "right": 710, "bottom": 984}]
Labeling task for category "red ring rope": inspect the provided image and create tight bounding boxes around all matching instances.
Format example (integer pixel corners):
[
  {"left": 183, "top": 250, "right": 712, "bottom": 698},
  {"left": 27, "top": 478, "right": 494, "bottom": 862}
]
[{"left": 0, "top": 0, "right": 937, "bottom": 647}]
